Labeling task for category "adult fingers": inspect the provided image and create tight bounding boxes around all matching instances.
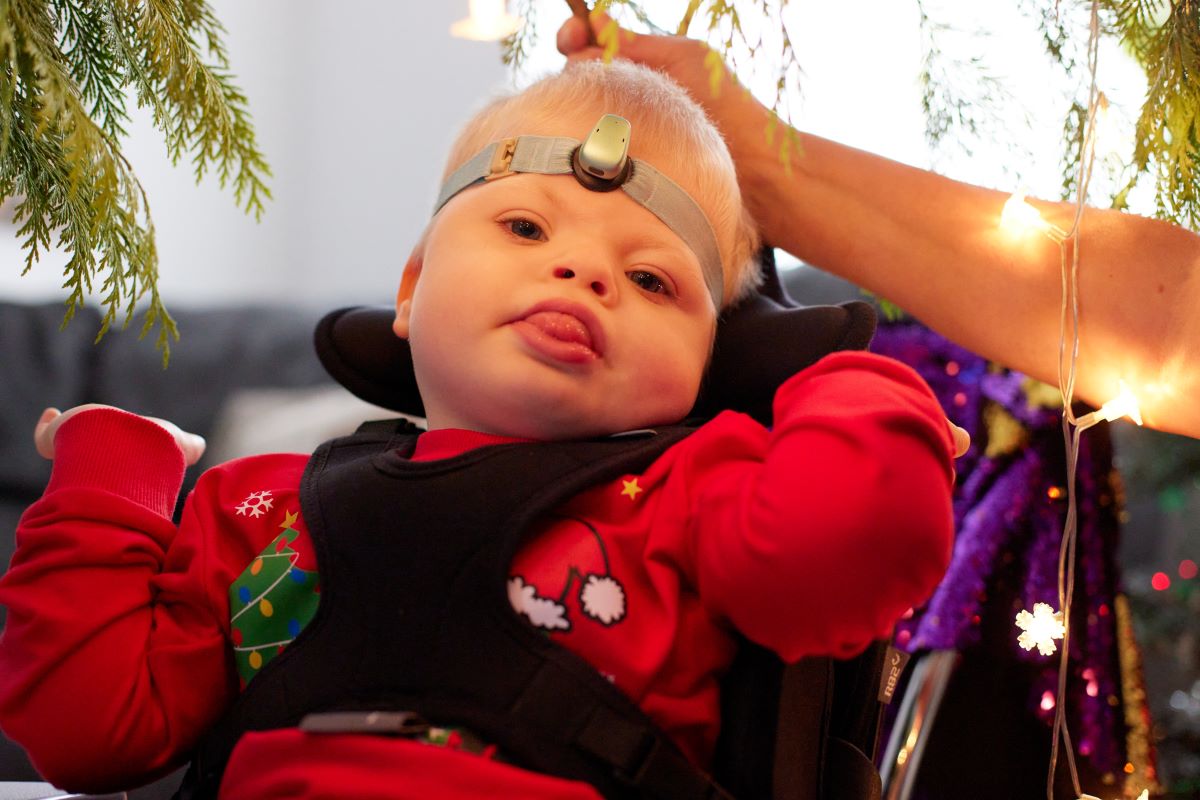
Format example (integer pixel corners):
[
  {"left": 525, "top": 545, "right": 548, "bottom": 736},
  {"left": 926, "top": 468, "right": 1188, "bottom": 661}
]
[
  {"left": 557, "top": 11, "right": 652, "bottom": 62},
  {"left": 556, "top": 14, "right": 591, "bottom": 55}
]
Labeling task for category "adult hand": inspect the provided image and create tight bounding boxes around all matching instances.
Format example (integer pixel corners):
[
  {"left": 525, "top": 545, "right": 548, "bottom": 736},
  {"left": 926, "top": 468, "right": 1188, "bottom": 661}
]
[
  {"left": 35, "top": 405, "right": 207, "bottom": 466},
  {"left": 560, "top": 11, "right": 1200, "bottom": 443},
  {"left": 556, "top": 12, "right": 767, "bottom": 150},
  {"left": 557, "top": 11, "right": 786, "bottom": 249},
  {"left": 557, "top": 12, "right": 727, "bottom": 93}
]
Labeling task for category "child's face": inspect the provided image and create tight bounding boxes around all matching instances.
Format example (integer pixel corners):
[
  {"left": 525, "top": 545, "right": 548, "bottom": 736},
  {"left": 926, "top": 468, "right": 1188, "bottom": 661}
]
[{"left": 394, "top": 162, "right": 719, "bottom": 440}]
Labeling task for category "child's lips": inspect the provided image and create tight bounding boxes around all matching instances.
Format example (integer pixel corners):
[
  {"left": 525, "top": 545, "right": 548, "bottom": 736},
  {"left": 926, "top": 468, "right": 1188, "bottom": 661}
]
[{"left": 511, "top": 303, "right": 605, "bottom": 363}]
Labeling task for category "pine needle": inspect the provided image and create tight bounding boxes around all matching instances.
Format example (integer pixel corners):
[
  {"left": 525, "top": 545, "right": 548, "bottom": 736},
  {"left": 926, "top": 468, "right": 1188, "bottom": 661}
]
[{"left": 0, "top": 0, "right": 269, "bottom": 366}]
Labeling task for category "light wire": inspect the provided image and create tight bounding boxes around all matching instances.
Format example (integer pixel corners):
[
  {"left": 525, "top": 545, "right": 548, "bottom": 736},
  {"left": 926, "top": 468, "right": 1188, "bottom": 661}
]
[{"left": 1046, "top": 2, "right": 1103, "bottom": 798}]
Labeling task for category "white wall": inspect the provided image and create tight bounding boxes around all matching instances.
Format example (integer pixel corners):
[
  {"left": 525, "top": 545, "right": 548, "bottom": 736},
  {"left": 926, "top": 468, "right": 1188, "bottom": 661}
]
[{"left": 0, "top": 2, "right": 525, "bottom": 307}]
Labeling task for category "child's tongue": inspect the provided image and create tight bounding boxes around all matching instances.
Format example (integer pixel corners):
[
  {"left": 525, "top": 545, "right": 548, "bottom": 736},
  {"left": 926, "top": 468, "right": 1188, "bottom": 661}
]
[{"left": 523, "top": 311, "right": 594, "bottom": 350}]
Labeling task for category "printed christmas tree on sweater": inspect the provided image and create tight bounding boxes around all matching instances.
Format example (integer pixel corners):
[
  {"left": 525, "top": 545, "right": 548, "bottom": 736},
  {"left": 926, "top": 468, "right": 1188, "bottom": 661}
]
[{"left": 229, "top": 513, "right": 320, "bottom": 688}]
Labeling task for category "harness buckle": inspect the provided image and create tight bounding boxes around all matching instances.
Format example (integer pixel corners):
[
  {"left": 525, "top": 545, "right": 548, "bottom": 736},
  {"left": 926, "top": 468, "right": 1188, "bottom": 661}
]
[
  {"left": 486, "top": 137, "right": 518, "bottom": 181},
  {"left": 299, "top": 710, "right": 431, "bottom": 736}
]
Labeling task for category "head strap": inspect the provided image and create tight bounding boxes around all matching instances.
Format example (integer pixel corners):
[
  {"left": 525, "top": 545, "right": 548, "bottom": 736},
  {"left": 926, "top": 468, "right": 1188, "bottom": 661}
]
[{"left": 435, "top": 134, "right": 725, "bottom": 309}]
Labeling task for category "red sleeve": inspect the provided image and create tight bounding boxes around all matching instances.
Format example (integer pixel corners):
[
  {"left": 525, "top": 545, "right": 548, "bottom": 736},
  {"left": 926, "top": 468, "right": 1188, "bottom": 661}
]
[
  {"left": 0, "top": 408, "right": 306, "bottom": 793},
  {"left": 682, "top": 351, "right": 956, "bottom": 661}
]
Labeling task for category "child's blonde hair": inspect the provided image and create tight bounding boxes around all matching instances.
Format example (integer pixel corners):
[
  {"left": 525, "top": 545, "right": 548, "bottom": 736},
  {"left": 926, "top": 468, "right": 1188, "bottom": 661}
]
[{"left": 442, "top": 60, "right": 762, "bottom": 308}]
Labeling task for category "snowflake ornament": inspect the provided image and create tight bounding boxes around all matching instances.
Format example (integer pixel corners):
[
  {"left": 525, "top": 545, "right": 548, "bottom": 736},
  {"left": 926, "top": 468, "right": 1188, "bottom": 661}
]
[{"left": 1015, "top": 602, "right": 1065, "bottom": 656}]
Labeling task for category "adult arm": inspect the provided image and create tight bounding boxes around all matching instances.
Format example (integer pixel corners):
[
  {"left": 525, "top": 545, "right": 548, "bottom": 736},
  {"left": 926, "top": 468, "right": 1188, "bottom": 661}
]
[{"left": 559, "top": 15, "right": 1200, "bottom": 440}]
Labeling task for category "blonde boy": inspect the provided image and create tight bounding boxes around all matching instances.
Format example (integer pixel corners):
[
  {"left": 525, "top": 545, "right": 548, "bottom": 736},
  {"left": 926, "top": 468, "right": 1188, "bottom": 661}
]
[{"left": 0, "top": 62, "right": 955, "bottom": 799}]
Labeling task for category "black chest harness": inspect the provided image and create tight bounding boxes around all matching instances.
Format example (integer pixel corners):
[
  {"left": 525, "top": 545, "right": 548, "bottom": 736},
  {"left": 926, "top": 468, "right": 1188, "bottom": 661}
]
[{"left": 177, "top": 419, "right": 733, "bottom": 800}]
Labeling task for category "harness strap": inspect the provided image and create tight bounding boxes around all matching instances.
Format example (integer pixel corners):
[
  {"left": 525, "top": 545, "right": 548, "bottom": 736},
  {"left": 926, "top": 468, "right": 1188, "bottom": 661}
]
[{"left": 176, "top": 422, "right": 733, "bottom": 800}]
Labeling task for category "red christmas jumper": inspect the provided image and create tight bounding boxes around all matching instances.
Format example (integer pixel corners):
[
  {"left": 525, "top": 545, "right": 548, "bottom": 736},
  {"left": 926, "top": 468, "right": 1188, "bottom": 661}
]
[{"left": 0, "top": 351, "right": 956, "bottom": 799}]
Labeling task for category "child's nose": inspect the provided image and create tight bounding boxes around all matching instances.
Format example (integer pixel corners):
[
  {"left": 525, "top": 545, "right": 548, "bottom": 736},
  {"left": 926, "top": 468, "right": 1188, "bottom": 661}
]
[{"left": 553, "top": 265, "right": 610, "bottom": 299}]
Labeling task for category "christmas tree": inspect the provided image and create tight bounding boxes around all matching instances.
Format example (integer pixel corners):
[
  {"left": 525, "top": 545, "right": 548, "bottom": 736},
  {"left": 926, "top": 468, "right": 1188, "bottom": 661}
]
[{"left": 229, "top": 519, "right": 319, "bottom": 688}]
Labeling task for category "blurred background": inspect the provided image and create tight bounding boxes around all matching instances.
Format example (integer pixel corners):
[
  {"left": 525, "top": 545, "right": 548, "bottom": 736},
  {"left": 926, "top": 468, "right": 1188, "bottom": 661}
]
[{"left": 0, "top": 0, "right": 1196, "bottom": 796}]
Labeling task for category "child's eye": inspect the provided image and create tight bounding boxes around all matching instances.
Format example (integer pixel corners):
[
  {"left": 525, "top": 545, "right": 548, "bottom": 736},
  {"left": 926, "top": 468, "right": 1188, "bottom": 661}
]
[
  {"left": 507, "top": 218, "right": 544, "bottom": 240},
  {"left": 627, "top": 269, "right": 671, "bottom": 296}
]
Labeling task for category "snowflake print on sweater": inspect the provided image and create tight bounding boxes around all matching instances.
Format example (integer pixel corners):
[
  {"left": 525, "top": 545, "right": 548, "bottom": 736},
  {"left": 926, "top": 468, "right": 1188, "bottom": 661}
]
[{"left": 235, "top": 490, "right": 274, "bottom": 518}]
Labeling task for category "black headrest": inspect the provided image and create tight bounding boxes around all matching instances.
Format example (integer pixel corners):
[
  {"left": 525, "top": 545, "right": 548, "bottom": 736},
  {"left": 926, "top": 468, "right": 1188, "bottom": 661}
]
[{"left": 315, "top": 253, "right": 876, "bottom": 425}]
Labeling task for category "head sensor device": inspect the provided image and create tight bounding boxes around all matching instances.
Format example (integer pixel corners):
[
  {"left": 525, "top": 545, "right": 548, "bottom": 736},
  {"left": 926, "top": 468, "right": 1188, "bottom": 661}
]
[
  {"left": 435, "top": 115, "right": 725, "bottom": 309},
  {"left": 572, "top": 114, "right": 632, "bottom": 191}
]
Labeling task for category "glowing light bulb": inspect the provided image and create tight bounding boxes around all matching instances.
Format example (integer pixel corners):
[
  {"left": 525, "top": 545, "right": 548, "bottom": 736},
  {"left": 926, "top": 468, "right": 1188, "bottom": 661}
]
[
  {"left": 1000, "top": 192, "right": 1068, "bottom": 242},
  {"left": 450, "top": 0, "right": 522, "bottom": 41},
  {"left": 1015, "top": 602, "right": 1065, "bottom": 656},
  {"left": 1000, "top": 192, "right": 1045, "bottom": 232},
  {"left": 1077, "top": 380, "right": 1143, "bottom": 428}
]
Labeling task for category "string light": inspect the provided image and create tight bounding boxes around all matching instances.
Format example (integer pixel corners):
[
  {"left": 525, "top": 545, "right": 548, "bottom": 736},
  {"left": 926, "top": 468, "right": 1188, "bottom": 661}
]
[
  {"left": 1075, "top": 380, "right": 1144, "bottom": 430},
  {"left": 997, "top": 5, "right": 1141, "bottom": 797},
  {"left": 450, "top": 0, "right": 522, "bottom": 41},
  {"left": 1016, "top": 602, "right": 1066, "bottom": 656},
  {"left": 1000, "top": 192, "right": 1070, "bottom": 243}
]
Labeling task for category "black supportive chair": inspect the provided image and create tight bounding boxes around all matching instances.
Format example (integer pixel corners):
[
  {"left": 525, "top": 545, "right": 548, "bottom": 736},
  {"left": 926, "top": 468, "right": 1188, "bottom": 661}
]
[{"left": 315, "top": 249, "right": 889, "bottom": 800}]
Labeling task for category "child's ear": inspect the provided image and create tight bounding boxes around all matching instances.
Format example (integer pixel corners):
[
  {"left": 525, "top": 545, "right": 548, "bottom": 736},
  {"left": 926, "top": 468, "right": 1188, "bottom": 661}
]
[{"left": 393, "top": 241, "right": 425, "bottom": 340}]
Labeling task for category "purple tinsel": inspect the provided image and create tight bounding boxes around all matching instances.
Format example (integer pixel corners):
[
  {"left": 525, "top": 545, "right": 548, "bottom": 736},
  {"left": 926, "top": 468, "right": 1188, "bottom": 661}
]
[{"left": 872, "top": 321, "right": 1129, "bottom": 779}]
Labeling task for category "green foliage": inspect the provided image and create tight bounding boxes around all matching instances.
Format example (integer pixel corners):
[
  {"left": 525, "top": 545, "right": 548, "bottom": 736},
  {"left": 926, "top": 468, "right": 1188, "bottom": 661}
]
[
  {"left": 1060, "top": 98, "right": 1089, "bottom": 199},
  {"left": 501, "top": 0, "right": 539, "bottom": 70},
  {"left": 0, "top": 0, "right": 269, "bottom": 364},
  {"left": 917, "top": 0, "right": 1031, "bottom": 172},
  {"left": 1115, "top": 0, "right": 1200, "bottom": 229},
  {"left": 856, "top": 289, "right": 907, "bottom": 322},
  {"left": 1020, "top": 0, "right": 1200, "bottom": 224},
  {"left": 504, "top": 1, "right": 1200, "bottom": 233}
]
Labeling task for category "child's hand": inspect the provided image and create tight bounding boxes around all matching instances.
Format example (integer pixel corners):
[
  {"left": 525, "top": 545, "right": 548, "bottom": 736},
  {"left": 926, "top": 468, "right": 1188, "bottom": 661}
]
[
  {"left": 35, "top": 405, "right": 207, "bottom": 466},
  {"left": 948, "top": 420, "right": 970, "bottom": 457}
]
